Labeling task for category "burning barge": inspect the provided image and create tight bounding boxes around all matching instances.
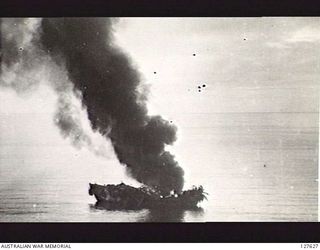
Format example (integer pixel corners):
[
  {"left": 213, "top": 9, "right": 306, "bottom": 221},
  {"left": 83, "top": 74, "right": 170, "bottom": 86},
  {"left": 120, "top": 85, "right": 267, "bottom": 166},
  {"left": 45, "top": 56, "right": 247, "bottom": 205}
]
[{"left": 89, "top": 183, "right": 207, "bottom": 210}]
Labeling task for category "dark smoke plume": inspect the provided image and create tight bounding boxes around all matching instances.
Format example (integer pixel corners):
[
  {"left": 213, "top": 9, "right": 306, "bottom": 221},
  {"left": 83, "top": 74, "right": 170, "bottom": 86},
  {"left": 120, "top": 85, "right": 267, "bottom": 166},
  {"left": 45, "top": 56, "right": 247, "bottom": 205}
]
[{"left": 39, "top": 18, "right": 184, "bottom": 194}]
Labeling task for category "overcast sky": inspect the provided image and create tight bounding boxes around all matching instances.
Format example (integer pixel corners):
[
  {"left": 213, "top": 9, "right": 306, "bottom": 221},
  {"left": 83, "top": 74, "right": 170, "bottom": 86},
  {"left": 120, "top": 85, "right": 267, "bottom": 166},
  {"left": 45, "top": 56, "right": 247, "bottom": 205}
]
[{"left": 114, "top": 18, "right": 320, "bottom": 117}]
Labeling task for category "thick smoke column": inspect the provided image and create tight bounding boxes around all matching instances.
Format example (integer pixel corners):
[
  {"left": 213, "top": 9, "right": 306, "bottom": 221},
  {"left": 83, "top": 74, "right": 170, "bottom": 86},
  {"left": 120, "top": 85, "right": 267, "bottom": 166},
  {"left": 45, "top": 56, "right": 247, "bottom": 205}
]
[{"left": 40, "top": 18, "right": 184, "bottom": 194}]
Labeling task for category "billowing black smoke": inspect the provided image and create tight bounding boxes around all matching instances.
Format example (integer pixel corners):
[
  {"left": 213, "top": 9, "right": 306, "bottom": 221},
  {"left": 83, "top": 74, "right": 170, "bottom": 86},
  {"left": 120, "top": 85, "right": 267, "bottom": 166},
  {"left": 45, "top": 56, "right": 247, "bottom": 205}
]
[{"left": 39, "top": 18, "right": 184, "bottom": 195}]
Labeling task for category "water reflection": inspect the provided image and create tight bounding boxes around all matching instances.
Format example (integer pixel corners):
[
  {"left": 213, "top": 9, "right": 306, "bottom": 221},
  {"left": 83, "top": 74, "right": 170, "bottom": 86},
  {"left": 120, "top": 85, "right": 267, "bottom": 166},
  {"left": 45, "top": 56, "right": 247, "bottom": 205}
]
[
  {"left": 141, "top": 207, "right": 204, "bottom": 222},
  {"left": 89, "top": 203, "right": 204, "bottom": 222}
]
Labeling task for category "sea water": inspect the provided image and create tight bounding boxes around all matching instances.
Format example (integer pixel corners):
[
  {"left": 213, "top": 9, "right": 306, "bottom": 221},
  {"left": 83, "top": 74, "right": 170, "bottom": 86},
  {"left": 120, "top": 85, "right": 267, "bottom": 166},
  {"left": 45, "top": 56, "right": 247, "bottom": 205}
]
[{"left": 0, "top": 113, "right": 318, "bottom": 222}]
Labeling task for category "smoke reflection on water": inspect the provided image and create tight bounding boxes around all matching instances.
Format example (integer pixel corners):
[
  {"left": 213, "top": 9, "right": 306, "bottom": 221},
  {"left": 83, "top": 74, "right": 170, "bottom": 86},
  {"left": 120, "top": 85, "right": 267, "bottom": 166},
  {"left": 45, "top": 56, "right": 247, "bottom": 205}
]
[
  {"left": 140, "top": 207, "right": 204, "bottom": 222},
  {"left": 89, "top": 204, "right": 204, "bottom": 222},
  {"left": 142, "top": 209, "right": 186, "bottom": 222}
]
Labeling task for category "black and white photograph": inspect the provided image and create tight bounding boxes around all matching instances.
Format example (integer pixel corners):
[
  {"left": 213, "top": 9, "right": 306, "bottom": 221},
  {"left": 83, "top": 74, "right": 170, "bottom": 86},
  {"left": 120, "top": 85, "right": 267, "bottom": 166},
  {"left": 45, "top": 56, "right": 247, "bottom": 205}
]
[{"left": 0, "top": 17, "right": 318, "bottom": 223}]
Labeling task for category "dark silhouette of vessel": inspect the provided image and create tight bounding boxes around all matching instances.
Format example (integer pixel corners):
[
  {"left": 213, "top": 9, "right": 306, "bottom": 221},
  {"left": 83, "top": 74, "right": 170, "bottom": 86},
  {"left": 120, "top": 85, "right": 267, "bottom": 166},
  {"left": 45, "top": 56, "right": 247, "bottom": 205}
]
[{"left": 89, "top": 182, "right": 207, "bottom": 210}]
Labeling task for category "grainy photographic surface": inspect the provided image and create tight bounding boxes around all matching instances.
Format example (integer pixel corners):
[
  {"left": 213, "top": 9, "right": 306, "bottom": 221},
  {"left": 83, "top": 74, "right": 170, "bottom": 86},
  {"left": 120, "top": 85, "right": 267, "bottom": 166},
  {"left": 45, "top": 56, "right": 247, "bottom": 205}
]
[{"left": 0, "top": 18, "right": 318, "bottom": 222}]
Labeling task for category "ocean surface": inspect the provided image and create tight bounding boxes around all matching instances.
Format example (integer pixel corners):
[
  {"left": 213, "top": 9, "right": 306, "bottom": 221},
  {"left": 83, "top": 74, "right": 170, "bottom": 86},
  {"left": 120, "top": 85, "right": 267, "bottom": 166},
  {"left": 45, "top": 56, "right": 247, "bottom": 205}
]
[{"left": 0, "top": 112, "right": 318, "bottom": 222}]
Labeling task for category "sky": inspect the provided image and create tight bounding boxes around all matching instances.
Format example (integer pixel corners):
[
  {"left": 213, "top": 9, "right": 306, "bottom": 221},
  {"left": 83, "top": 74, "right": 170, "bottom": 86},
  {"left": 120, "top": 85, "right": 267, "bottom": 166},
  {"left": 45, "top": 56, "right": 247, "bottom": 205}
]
[
  {"left": 0, "top": 17, "right": 319, "bottom": 190},
  {"left": 114, "top": 18, "right": 320, "bottom": 116}
]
